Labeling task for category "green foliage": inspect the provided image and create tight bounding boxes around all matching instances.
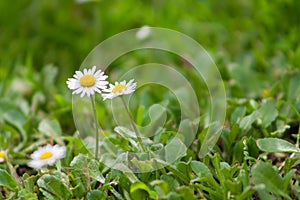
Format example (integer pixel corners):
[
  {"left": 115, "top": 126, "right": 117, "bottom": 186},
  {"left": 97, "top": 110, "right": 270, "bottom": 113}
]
[
  {"left": 0, "top": 169, "right": 18, "bottom": 191},
  {"left": 37, "top": 174, "right": 71, "bottom": 200},
  {"left": 87, "top": 190, "right": 107, "bottom": 200},
  {"left": 130, "top": 182, "right": 156, "bottom": 200},
  {"left": 251, "top": 162, "right": 292, "bottom": 200},
  {"left": 257, "top": 138, "right": 300, "bottom": 153},
  {"left": 70, "top": 154, "right": 105, "bottom": 184}
]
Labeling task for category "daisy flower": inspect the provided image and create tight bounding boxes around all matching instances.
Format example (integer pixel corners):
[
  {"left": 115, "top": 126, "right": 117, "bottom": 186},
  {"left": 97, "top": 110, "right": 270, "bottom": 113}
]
[
  {"left": 0, "top": 150, "right": 6, "bottom": 163},
  {"left": 102, "top": 79, "right": 137, "bottom": 100},
  {"left": 28, "top": 144, "right": 66, "bottom": 169},
  {"left": 66, "top": 66, "right": 108, "bottom": 98}
]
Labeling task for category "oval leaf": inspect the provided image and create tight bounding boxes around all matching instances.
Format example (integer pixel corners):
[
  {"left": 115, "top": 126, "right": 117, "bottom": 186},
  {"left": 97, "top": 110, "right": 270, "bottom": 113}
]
[
  {"left": 190, "top": 161, "right": 212, "bottom": 177},
  {"left": 87, "top": 190, "right": 107, "bottom": 200},
  {"left": 0, "top": 169, "right": 18, "bottom": 191},
  {"left": 257, "top": 138, "right": 300, "bottom": 153},
  {"left": 251, "top": 162, "right": 291, "bottom": 200},
  {"left": 37, "top": 174, "right": 71, "bottom": 200},
  {"left": 70, "top": 154, "right": 105, "bottom": 183}
]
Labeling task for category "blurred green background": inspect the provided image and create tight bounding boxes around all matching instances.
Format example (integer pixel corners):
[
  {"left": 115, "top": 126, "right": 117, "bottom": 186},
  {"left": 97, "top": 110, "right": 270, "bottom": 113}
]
[{"left": 1, "top": 0, "right": 299, "bottom": 86}]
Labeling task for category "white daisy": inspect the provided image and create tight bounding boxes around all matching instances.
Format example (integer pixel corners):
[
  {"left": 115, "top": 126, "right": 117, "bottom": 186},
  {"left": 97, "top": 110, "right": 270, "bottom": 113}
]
[
  {"left": 28, "top": 144, "right": 66, "bottom": 169},
  {"left": 102, "top": 79, "right": 137, "bottom": 100},
  {"left": 66, "top": 66, "right": 108, "bottom": 98},
  {"left": 0, "top": 150, "right": 6, "bottom": 163}
]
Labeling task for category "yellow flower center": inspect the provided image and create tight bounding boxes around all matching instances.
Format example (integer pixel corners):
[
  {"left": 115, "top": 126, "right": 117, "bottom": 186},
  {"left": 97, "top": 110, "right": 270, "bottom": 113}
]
[
  {"left": 80, "top": 75, "right": 96, "bottom": 87},
  {"left": 0, "top": 151, "right": 5, "bottom": 159},
  {"left": 112, "top": 84, "right": 127, "bottom": 93},
  {"left": 40, "top": 151, "right": 53, "bottom": 160}
]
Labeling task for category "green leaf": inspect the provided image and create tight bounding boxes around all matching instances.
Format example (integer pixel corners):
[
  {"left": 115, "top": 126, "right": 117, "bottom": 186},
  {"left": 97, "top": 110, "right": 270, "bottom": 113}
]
[
  {"left": 139, "top": 103, "right": 167, "bottom": 137},
  {"left": 38, "top": 119, "right": 64, "bottom": 145},
  {"left": 258, "top": 99, "right": 278, "bottom": 128},
  {"left": 272, "top": 120, "right": 290, "bottom": 136},
  {"left": 177, "top": 186, "right": 197, "bottom": 200},
  {"left": 251, "top": 162, "right": 291, "bottom": 200},
  {"left": 257, "top": 138, "right": 300, "bottom": 153},
  {"left": 37, "top": 174, "right": 71, "bottom": 200},
  {"left": 235, "top": 186, "right": 257, "bottom": 200},
  {"left": 165, "top": 137, "right": 187, "bottom": 163},
  {"left": 284, "top": 72, "right": 300, "bottom": 101},
  {"left": 230, "top": 106, "right": 246, "bottom": 125},
  {"left": 233, "top": 140, "right": 244, "bottom": 162},
  {"left": 239, "top": 111, "right": 260, "bottom": 130},
  {"left": 165, "top": 164, "right": 190, "bottom": 184},
  {"left": 190, "top": 161, "right": 212, "bottom": 177},
  {"left": 131, "top": 157, "right": 154, "bottom": 172},
  {"left": 22, "top": 173, "right": 37, "bottom": 193},
  {"left": 257, "top": 190, "right": 277, "bottom": 200},
  {"left": 176, "top": 160, "right": 192, "bottom": 178},
  {"left": 17, "top": 189, "right": 38, "bottom": 200},
  {"left": 0, "top": 169, "right": 18, "bottom": 191},
  {"left": 69, "top": 169, "right": 87, "bottom": 198},
  {"left": 160, "top": 174, "right": 179, "bottom": 191},
  {"left": 130, "top": 182, "right": 156, "bottom": 200},
  {"left": 247, "top": 137, "right": 259, "bottom": 158},
  {"left": 70, "top": 154, "right": 105, "bottom": 183},
  {"left": 150, "top": 180, "right": 170, "bottom": 198},
  {"left": 166, "top": 192, "right": 181, "bottom": 200},
  {"left": 3, "top": 109, "right": 27, "bottom": 149},
  {"left": 87, "top": 190, "right": 107, "bottom": 200},
  {"left": 283, "top": 169, "right": 296, "bottom": 192},
  {"left": 239, "top": 100, "right": 279, "bottom": 130}
]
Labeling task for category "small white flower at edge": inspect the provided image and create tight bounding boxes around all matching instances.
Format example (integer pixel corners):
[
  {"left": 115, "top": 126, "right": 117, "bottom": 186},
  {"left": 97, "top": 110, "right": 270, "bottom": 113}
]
[
  {"left": 102, "top": 79, "right": 137, "bottom": 100},
  {"left": 28, "top": 144, "right": 66, "bottom": 169},
  {"left": 0, "top": 150, "right": 6, "bottom": 163},
  {"left": 66, "top": 66, "right": 108, "bottom": 98}
]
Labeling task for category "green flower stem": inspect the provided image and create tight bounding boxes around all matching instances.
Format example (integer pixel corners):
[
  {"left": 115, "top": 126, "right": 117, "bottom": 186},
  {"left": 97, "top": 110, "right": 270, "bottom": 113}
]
[
  {"left": 56, "top": 160, "right": 62, "bottom": 173},
  {"left": 90, "top": 96, "right": 100, "bottom": 159},
  {"left": 6, "top": 157, "right": 20, "bottom": 182},
  {"left": 56, "top": 160, "right": 62, "bottom": 179},
  {"left": 296, "top": 125, "right": 300, "bottom": 148},
  {"left": 121, "top": 97, "right": 147, "bottom": 152}
]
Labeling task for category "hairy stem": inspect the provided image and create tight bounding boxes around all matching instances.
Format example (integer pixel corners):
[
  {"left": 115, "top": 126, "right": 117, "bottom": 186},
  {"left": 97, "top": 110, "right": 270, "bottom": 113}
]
[
  {"left": 90, "top": 96, "right": 99, "bottom": 159},
  {"left": 121, "top": 97, "right": 146, "bottom": 152}
]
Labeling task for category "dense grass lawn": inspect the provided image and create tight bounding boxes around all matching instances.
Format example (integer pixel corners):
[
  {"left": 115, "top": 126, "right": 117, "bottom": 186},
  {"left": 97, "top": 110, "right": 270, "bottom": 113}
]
[{"left": 0, "top": 0, "right": 300, "bottom": 199}]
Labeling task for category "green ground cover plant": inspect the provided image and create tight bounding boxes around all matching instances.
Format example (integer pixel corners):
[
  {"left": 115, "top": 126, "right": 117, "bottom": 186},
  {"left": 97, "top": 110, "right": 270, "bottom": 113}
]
[{"left": 0, "top": 0, "right": 300, "bottom": 199}]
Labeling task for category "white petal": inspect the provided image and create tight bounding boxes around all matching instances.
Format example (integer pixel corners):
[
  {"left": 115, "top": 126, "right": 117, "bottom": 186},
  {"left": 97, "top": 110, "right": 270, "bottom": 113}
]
[
  {"left": 96, "top": 81, "right": 108, "bottom": 87},
  {"left": 94, "top": 88, "right": 102, "bottom": 94},
  {"left": 98, "top": 75, "right": 108, "bottom": 80},
  {"left": 72, "top": 74, "right": 77, "bottom": 79},
  {"left": 75, "top": 71, "right": 83, "bottom": 78},
  {"left": 28, "top": 160, "right": 45, "bottom": 169},
  {"left": 44, "top": 157, "right": 57, "bottom": 166},
  {"left": 87, "top": 91, "right": 91, "bottom": 97},
  {"left": 73, "top": 87, "right": 83, "bottom": 94},
  {"left": 94, "top": 70, "right": 103, "bottom": 77},
  {"left": 91, "top": 66, "right": 97, "bottom": 74},
  {"left": 67, "top": 79, "right": 80, "bottom": 89},
  {"left": 87, "top": 69, "right": 92, "bottom": 74}
]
